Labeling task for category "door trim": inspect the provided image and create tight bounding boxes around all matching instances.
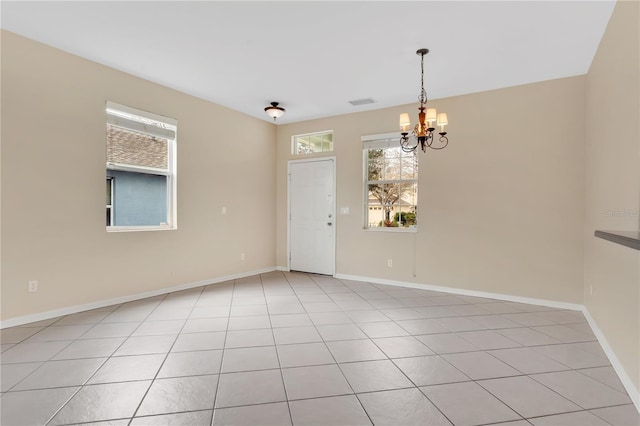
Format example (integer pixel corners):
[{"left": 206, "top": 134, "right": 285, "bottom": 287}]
[{"left": 287, "top": 156, "right": 336, "bottom": 276}]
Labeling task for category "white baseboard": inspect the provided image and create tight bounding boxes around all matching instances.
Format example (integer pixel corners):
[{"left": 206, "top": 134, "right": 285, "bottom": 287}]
[
  {"left": 582, "top": 308, "right": 640, "bottom": 412},
  {"left": 0, "top": 267, "right": 277, "bottom": 329},
  {"left": 276, "top": 266, "right": 290, "bottom": 272},
  {"left": 334, "top": 273, "right": 583, "bottom": 311}
]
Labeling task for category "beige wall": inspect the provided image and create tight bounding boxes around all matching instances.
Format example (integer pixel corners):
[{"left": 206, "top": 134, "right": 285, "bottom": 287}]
[
  {"left": 584, "top": 1, "right": 640, "bottom": 394},
  {"left": 1, "top": 31, "right": 277, "bottom": 321},
  {"left": 277, "top": 76, "right": 586, "bottom": 304},
  {"left": 3, "top": 4, "right": 637, "bottom": 400}
]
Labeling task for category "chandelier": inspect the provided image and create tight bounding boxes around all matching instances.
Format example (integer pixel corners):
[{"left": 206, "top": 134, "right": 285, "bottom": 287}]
[
  {"left": 399, "top": 49, "right": 449, "bottom": 153},
  {"left": 265, "top": 102, "right": 285, "bottom": 121}
]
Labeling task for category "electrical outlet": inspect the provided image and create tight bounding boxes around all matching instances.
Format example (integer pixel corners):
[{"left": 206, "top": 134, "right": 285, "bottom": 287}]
[
  {"left": 240, "top": 253, "right": 246, "bottom": 261},
  {"left": 221, "top": 206, "right": 227, "bottom": 215},
  {"left": 28, "top": 280, "right": 38, "bottom": 293},
  {"left": 387, "top": 259, "right": 393, "bottom": 267}
]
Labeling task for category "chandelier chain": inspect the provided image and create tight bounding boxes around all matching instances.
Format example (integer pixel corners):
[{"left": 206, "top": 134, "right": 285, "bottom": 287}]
[{"left": 419, "top": 52, "right": 427, "bottom": 105}]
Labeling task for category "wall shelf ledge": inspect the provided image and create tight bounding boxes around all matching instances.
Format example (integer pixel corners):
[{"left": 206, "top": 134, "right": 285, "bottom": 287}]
[{"left": 594, "top": 230, "right": 640, "bottom": 251}]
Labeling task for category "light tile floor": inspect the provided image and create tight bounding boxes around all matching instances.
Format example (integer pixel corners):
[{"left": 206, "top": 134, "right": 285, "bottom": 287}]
[{"left": 1, "top": 271, "right": 638, "bottom": 426}]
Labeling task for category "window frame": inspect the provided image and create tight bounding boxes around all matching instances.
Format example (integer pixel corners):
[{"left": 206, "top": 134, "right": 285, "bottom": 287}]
[
  {"left": 362, "top": 132, "right": 418, "bottom": 232},
  {"left": 105, "top": 101, "right": 177, "bottom": 232},
  {"left": 291, "top": 130, "right": 334, "bottom": 155},
  {"left": 106, "top": 176, "right": 114, "bottom": 227}
]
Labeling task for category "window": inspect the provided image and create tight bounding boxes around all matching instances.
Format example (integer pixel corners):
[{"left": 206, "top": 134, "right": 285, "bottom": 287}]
[
  {"left": 293, "top": 131, "right": 333, "bottom": 155},
  {"left": 106, "top": 177, "right": 114, "bottom": 226},
  {"left": 363, "top": 133, "right": 418, "bottom": 229},
  {"left": 106, "top": 101, "right": 177, "bottom": 231}
]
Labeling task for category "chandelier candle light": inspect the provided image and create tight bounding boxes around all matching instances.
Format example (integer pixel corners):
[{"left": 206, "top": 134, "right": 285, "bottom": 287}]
[{"left": 399, "top": 48, "right": 449, "bottom": 153}]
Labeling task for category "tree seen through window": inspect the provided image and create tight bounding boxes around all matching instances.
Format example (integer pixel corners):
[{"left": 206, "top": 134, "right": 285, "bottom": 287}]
[{"left": 365, "top": 144, "right": 417, "bottom": 228}]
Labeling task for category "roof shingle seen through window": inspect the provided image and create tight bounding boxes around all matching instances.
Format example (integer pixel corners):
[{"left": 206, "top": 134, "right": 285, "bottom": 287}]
[{"left": 107, "top": 124, "right": 168, "bottom": 169}]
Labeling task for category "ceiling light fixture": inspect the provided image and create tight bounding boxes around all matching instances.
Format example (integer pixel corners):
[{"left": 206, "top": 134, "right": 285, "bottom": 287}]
[
  {"left": 399, "top": 49, "right": 449, "bottom": 153},
  {"left": 264, "top": 102, "right": 285, "bottom": 121}
]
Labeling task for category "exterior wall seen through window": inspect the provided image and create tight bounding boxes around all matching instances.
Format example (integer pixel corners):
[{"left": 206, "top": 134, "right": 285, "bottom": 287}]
[{"left": 106, "top": 102, "right": 177, "bottom": 230}]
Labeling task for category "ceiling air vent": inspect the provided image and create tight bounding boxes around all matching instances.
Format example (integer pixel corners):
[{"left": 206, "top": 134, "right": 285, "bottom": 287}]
[{"left": 348, "top": 98, "right": 375, "bottom": 106}]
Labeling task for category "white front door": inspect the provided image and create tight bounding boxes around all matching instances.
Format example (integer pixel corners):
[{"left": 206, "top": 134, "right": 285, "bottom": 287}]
[{"left": 289, "top": 158, "right": 335, "bottom": 275}]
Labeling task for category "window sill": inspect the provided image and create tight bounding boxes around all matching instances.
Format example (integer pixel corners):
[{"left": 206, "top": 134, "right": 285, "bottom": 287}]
[
  {"left": 364, "top": 227, "right": 417, "bottom": 233},
  {"left": 107, "top": 225, "right": 176, "bottom": 233}
]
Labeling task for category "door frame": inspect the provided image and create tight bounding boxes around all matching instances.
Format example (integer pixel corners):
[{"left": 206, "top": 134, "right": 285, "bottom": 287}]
[{"left": 287, "top": 156, "right": 337, "bottom": 275}]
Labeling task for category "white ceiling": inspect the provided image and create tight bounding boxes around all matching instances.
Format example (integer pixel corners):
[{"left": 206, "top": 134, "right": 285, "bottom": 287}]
[{"left": 1, "top": 1, "right": 616, "bottom": 124}]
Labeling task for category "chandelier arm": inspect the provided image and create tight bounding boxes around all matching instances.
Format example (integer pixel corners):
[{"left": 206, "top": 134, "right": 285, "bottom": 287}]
[
  {"left": 400, "top": 134, "right": 419, "bottom": 152},
  {"left": 429, "top": 134, "right": 449, "bottom": 150},
  {"left": 425, "top": 131, "right": 434, "bottom": 148}
]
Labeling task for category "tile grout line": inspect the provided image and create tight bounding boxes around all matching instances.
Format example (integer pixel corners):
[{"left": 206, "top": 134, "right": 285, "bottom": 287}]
[
  {"left": 43, "top": 294, "right": 172, "bottom": 425},
  {"left": 336, "top": 274, "right": 607, "bottom": 425},
  {"left": 303, "top": 273, "right": 376, "bottom": 426},
  {"left": 200, "top": 281, "right": 233, "bottom": 424},
  {"left": 338, "top": 275, "right": 463, "bottom": 426},
  {"left": 125, "top": 286, "right": 206, "bottom": 425},
  {"left": 259, "top": 272, "right": 294, "bottom": 425},
  {"left": 1, "top": 271, "right": 631, "bottom": 425}
]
